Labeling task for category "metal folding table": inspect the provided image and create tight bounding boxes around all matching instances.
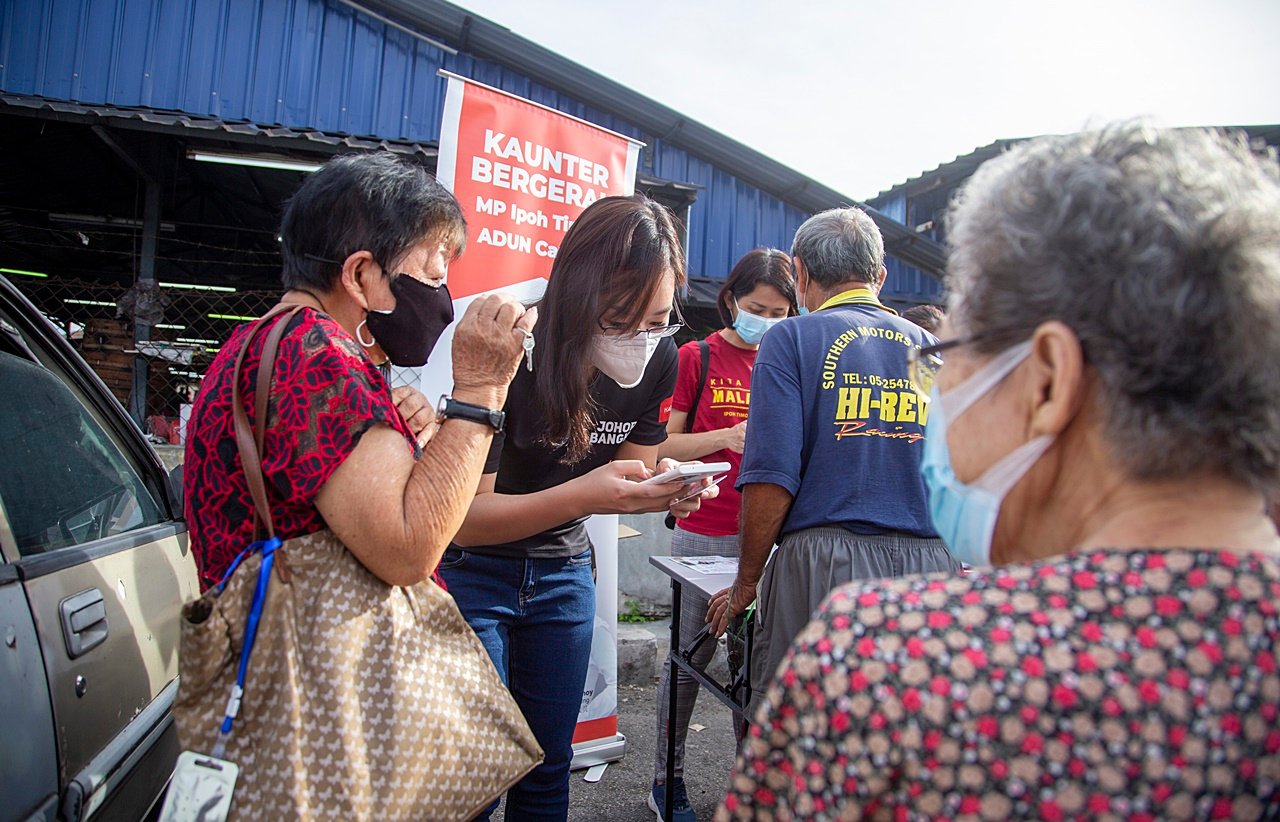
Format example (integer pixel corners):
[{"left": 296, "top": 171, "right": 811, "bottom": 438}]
[{"left": 648, "top": 555, "right": 754, "bottom": 821}]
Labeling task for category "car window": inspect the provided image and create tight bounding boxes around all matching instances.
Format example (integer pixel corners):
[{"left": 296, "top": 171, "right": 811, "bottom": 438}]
[{"left": 0, "top": 350, "right": 165, "bottom": 555}]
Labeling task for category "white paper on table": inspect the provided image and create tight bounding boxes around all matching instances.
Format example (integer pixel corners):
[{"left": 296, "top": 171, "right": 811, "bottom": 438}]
[{"left": 670, "top": 555, "right": 739, "bottom": 575}]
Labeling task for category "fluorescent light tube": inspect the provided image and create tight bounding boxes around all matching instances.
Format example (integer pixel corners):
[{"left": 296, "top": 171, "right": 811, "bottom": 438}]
[
  {"left": 160, "top": 281, "right": 237, "bottom": 293},
  {"left": 187, "top": 150, "right": 324, "bottom": 173}
]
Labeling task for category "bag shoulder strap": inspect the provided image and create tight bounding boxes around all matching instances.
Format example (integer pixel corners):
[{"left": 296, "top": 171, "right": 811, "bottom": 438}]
[
  {"left": 229, "top": 303, "right": 306, "bottom": 539},
  {"left": 683, "top": 339, "right": 712, "bottom": 434}
]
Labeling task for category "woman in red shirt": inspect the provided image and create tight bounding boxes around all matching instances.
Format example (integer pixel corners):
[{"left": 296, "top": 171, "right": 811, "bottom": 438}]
[{"left": 649, "top": 248, "right": 796, "bottom": 820}]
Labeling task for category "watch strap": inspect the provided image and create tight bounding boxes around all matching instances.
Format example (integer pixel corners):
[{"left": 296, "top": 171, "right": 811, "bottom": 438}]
[{"left": 436, "top": 395, "right": 505, "bottom": 433}]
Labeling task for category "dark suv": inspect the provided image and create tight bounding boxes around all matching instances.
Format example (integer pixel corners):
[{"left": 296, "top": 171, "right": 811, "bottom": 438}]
[{"left": 0, "top": 276, "right": 198, "bottom": 820}]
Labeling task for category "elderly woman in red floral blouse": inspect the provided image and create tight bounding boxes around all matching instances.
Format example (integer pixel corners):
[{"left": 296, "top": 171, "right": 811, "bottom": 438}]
[
  {"left": 186, "top": 154, "right": 534, "bottom": 592},
  {"left": 718, "top": 124, "right": 1280, "bottom": 821}
]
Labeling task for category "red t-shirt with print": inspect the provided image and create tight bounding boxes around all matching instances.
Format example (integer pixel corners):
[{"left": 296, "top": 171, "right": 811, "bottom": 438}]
[
  {"left": 184, "top": 308, "right": 418, "bottom": 591},
  {"left": 672, "top": 332, "right": 756, "bottom": 537}
]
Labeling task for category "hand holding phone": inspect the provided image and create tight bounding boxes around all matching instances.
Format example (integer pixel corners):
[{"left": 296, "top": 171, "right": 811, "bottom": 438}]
[
  {"left": 640, "top": 461, "right": 731, "bottom": 485},
  {"left": 671, "top": 474, "right": 725, "bottom": 505}
]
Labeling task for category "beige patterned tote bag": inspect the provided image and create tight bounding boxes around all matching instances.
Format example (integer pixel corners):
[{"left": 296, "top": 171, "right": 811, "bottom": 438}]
[{"left": 173, "top": 305, "right": 542, "bottom": 820}]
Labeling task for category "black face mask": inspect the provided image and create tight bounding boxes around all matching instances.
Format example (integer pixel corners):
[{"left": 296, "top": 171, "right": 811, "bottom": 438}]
[{"left": 362, "top": 274, "right": 454, "bottom": 367}]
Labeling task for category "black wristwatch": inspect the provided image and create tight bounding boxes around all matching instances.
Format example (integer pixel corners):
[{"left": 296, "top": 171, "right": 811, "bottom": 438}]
[{"left": 436, "top": 395, "right": 505, "bottom": 433}]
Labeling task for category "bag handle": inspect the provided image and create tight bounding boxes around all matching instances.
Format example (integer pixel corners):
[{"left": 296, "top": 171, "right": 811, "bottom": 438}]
[
  {"left": 229, "top": 303, "right": 305, "bottom": 539},
  {"left": 683, "top": 339, "right": 712, "bottom": 433},
  {"left": 666, "top": 339, "right": 714, "bottom": 531}
]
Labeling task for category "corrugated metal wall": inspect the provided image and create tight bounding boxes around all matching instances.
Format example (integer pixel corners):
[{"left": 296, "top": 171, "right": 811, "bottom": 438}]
[
  {"left": 2, "top": 0, "right": 852, "bottom": 288},
  {"left": 870, "top": 192, "right": 944, "bottom": 305}
]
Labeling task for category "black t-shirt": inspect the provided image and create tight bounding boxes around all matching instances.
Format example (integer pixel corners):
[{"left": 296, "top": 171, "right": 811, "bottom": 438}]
[{"left": 463, "top": 336, "right": 678, "bottom": 558}]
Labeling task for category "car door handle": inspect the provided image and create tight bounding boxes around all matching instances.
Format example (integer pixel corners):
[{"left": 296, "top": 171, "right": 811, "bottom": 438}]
[{"left": 59, "top": 588, "right": 109, "bottom": 659}]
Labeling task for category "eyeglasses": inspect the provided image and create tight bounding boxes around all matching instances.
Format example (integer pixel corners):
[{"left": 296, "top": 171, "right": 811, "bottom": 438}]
[
  {"left": 906, "top": 335, "right": 985, "bottom": 401},
  {"left": 598, "top": 302, "right": 685, "bottom": 339}
]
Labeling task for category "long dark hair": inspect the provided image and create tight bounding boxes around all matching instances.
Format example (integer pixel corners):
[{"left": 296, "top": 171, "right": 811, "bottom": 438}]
[
  {"left": 533, "top": 194, "right": 686, "bottom": 462},
  {"left": 715, "top": 248, "right": 798, "bottom": 327}
]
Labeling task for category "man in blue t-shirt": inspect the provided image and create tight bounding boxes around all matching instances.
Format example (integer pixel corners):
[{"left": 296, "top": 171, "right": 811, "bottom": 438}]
[{"left": 706, "top": 207, "right": 962, "bottom": 717}]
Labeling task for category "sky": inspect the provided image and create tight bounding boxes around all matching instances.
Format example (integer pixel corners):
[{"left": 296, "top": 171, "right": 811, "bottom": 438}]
[{"left": 456, "top": 0, "right": 1280, "bottom": 201}]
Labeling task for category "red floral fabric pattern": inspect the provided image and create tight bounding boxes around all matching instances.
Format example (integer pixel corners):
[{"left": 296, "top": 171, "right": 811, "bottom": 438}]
[
  {"left": 185, "top": 308, "right": 416, "bottom": 590},
  {"left": 718, "top": 549, "right": 1280, "bottom": 821}
]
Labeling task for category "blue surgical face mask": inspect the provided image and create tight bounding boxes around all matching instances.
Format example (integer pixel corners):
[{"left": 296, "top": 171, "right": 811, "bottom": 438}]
[
  {"left": 919, "top": 341, "right": 1055, "bottom": 567},
  {"left": 732, "top": 297, "right": 784, "bottom": 345},
  {"left": 796, "top": 279, "right": 809, "bottom": 315}
]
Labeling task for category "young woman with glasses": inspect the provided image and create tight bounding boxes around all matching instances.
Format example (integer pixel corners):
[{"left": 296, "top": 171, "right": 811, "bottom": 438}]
[{"left": 439, "top": 193, "right": 716, "bottom": 821}]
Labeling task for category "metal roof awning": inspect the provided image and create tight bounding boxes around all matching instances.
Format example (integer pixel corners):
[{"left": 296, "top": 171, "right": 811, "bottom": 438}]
[
  {"left": 3, "top": 86, "right": 949, "bottom": 278},
  {"left": 870, "top": 139, "right": 1021, "bottom": 203},
  {"left": 872, "top": 125, "right": 1280, "bottom": 204},
  {"left": 0, "top": 93, "right": 438, "bottom": 160},
  {"left": 684, "top": 277, "right": 723, "bottom": 308}
]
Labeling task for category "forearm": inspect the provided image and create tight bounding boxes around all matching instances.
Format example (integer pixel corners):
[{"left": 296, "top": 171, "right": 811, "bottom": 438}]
[
  {"left": 452, "top": 480, "right": 590, "bottom": 546},
  {"left": 396, "top": 386, "right": 507, "bottom": 570},
  {"left": 657, "top": 430, "right": 725, "bottom": 462},
  {"left": 736, "top": 482, "right": 792, "bottom": 586},
  {"left": 318, "top": 412, "right": 501, "bottom": 586}
]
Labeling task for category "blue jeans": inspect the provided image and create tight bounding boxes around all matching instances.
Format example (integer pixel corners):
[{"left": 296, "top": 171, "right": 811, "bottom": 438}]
[{"left": 439, "top": 547, "right": 596, "bottom": 822}]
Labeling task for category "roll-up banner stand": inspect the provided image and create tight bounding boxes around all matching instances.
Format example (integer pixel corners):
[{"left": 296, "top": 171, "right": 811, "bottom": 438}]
[{"left": 400, "top": 71, "right": 643, "bottom": 769}]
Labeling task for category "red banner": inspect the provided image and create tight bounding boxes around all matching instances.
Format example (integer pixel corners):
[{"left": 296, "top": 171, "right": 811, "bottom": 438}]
[{"left": 435, "top": 72, "right": 642, "bottom": 300}]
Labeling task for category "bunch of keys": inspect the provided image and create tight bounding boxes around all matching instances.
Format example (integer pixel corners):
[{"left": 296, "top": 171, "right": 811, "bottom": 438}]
[{"left": 520, "top": 329, "right": 535, "bottom": 372}]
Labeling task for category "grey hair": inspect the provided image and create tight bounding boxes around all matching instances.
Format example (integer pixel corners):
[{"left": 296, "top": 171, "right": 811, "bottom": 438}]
[
  {"left": 791, "top": 207, "right": 885, "bottom": 287},
  {"left": 946, "top": 123, "right": 1280, "bottom": 493}
]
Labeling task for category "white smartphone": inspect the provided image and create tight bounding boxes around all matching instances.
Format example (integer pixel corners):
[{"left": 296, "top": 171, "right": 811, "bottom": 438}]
[
  {"left": 641, "top": 461, "right": 731, "bottom": 485},
  {"left": 672, "top": 474, "right": 725, "bottom": 504}
]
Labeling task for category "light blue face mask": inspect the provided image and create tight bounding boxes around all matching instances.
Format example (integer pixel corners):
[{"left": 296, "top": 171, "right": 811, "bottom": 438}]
[
  {"left": 919, "top": 341, "right": 1055, "bottom": 567},
  {"left": 732, "top": 297, "right": 784, "bottom": 345}
]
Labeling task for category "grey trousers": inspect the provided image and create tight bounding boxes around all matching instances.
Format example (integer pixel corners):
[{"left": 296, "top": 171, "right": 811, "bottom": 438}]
[
  {"left": 747, "top": 526, "right": 960, "bottom": 719},
  {"left": 652, "top": 528, "right": 739, "bottom": 783}
]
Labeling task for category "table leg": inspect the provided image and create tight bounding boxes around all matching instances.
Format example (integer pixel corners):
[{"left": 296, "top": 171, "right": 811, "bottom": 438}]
[{"left": 665, "top": 577, "right": 680, "bottom": 822}]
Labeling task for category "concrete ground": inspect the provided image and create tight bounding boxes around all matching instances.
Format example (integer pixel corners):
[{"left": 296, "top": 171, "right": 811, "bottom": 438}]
[
  {"left": 570, "top": 614, "right": 742, "bottom": 819},
  {"left": 567, "top": 681, "right": 740, "bottom": 821},
  {"left": 493, "top": 617, "right": 744, "bottom": 821}
]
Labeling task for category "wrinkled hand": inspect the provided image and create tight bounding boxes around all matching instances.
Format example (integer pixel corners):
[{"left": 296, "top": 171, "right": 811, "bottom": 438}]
[
  {"left": 706, "top": 580, "right": 756, "bottom": 638},
  {"left": 451, "top": 294, "right": 537, "bottom": 398},
  {"left": 392, "top": 386, "right": 439, "bottom": 447},
  {"left": 719, "top": 421, "right": 747, "bottom": 454}
]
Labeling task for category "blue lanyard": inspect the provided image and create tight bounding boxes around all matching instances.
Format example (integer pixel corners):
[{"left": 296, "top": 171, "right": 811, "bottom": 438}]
[{"left": 210, "top": 536, "right": 281, "bottom": 756}]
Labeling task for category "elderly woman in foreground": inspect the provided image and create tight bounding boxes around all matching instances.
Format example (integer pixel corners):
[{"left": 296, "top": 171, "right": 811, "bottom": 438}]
[{"left": 717, "top": 124, "right": 1280, "bottom": 820}]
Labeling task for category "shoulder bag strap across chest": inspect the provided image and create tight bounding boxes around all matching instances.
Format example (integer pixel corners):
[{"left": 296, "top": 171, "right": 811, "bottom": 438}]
[{"left": 683, "top": 339, "right": 712, "bottom": 433}]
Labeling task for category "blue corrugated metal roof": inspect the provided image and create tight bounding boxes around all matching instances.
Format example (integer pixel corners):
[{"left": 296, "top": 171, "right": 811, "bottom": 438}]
[{"left": 0, "top": 0, "right": 945, "bottom": 292}]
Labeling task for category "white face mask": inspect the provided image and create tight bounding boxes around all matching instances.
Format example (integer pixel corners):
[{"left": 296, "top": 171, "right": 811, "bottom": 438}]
[{"left": 592, "top": 333, "right": 660, "bottom": 389}]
